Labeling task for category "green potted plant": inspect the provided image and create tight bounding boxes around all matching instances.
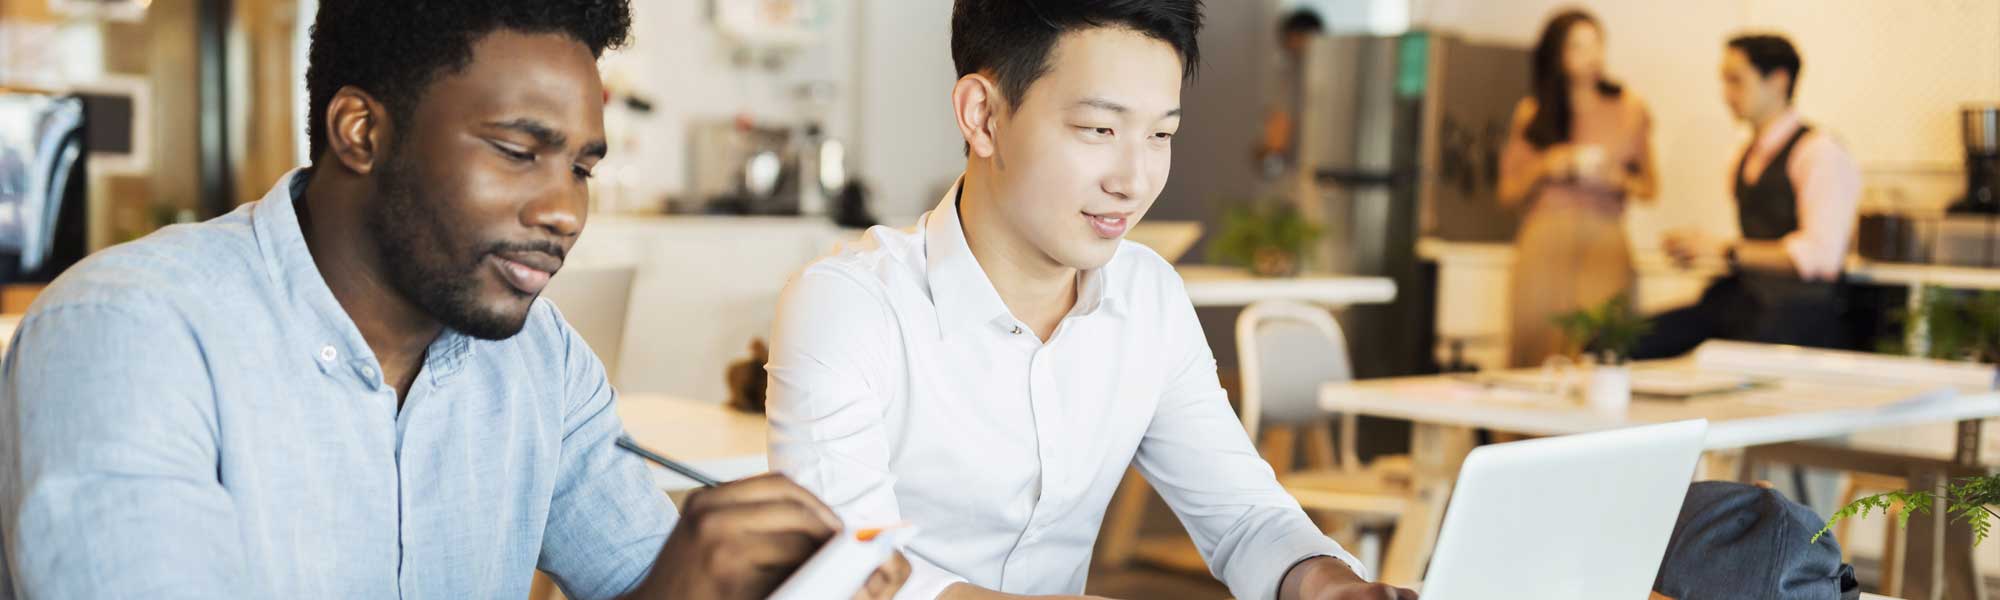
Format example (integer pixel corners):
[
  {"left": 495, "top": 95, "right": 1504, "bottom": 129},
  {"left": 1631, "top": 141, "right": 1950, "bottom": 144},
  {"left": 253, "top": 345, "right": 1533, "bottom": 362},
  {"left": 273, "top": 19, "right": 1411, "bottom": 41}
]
[
  {"left": 1552, "top": 294, "right": 1653, "bottom": 365},
  {"left": 1892, "top": 287, "right": 2000, "bottom": 363},
  {"left": 1552, "top": 294, "right": 1653, "bottom": 413},
  {"left": 1207, "top": 199, "right": 1321, "bottom": 278}
]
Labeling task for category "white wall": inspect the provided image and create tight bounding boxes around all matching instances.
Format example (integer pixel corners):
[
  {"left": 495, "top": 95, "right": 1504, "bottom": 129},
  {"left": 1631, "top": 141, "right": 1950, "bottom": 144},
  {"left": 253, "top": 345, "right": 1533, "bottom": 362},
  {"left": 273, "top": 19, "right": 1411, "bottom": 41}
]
[
  {"left": 1414, "top": 0, "right": 2000, "bottom": 246},
  {"left": 853, "top": 1, "right": 963, "bottom": 221},
  {"left": 585, "top": 0, "right": 963, "bottom": 222},
  {"left": 592, "top": 0, "right": 861, "bottom": 213}
]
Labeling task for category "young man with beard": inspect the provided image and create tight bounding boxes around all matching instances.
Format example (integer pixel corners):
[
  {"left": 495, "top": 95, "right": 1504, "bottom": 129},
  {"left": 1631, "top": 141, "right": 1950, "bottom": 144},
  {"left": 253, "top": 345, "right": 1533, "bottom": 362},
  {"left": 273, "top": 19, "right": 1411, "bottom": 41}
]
[
  {"left": 0, "top": 2, "right": 905, "bottom": 598},
  {"left": 766, "top": 1, "right": 1415, "bottom": 599}
]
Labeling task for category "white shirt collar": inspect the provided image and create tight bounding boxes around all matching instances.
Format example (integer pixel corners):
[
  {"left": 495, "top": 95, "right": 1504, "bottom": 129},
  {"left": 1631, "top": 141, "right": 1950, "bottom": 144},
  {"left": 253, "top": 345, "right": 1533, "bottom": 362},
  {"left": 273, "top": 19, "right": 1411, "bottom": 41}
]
[{"left": 921, "top": 176, "right": 1120, "bottom": 339}]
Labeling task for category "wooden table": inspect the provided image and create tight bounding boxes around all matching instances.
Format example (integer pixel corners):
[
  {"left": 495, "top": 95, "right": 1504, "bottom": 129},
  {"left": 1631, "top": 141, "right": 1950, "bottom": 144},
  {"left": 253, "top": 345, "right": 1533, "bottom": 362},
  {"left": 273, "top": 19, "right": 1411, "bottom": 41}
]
[
  {"left": 0, "top": 314, "right": 19, "bottom": 356},
  {"left": 1177, "top": 265, "right": 1397, "bottom": 307},
  {"left": 614, "top": 393, "right": 768, "bottom": 492},
  {"left": 1322, "top": 351, "right": 2000, "bottom": 599}
]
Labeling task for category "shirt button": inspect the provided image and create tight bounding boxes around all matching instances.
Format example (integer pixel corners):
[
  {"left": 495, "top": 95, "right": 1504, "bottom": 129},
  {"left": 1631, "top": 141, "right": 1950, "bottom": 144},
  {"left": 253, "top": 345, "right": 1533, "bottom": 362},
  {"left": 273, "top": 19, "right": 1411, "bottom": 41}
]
[
  {"left": 318, "top": 345, "right": 338, "bottom": 362},
  {"left": 361, "top": 366, "right": 377, "bottom": 380},
  {"left": 1010, "top": 325, "right": 1024, "bottom": 335}
]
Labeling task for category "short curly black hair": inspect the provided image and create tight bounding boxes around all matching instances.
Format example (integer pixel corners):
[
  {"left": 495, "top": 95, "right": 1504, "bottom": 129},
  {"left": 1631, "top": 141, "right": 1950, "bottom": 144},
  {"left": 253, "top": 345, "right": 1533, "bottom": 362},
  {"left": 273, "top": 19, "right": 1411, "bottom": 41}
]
[{"left": 304, "top": 0, "right": 632, "bottom": 165}]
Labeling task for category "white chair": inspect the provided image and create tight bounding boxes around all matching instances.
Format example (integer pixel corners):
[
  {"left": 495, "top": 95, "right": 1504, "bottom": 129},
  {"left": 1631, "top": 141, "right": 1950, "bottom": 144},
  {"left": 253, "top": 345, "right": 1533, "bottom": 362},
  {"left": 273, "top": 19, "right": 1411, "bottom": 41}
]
[
  {"left": 533, "top": 270, "right": 634, "bottom": 600},
  {"left": 1099, "top": 301, "right": 1415, "bottom": 576},
  {"left": 1237, "top": 300, "right": 1415, "bottom": 565},
  {"left": 538, "top": 265, "right": 637, "bottom": 385}
]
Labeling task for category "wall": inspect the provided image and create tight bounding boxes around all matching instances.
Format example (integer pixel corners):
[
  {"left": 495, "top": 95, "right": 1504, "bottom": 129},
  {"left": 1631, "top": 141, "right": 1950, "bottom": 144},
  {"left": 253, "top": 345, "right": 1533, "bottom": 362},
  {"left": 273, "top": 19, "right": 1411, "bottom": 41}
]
[
  {"left": 591, "top": 0, "right": 861, "bottom": 214},
  {"left": 1413, "top": 0, "right": 2000, "bottom": 246},
  {"left": 852, "top": 1, "right": 961, "bottom": 222},
  {"left": 585, "top": 1, "right": 963, "bottom": 222}
]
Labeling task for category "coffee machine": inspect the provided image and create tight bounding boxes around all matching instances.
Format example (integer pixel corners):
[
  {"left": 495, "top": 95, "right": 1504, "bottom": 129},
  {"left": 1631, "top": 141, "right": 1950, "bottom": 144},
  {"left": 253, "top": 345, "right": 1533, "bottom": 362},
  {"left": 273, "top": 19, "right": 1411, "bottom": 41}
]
[{"left": 1950, "top": 104, "right": 2000, "bottom": 215}]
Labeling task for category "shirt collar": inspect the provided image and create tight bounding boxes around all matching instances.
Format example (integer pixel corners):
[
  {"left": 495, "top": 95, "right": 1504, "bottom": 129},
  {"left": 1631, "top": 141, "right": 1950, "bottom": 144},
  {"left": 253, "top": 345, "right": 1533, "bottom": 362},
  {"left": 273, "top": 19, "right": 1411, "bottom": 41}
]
[
  {"left": 922, "top": 176, "right": 1122, "bottom": 339},
  {"left": 251, "top": 168, "right": 473, "bottom": 384}
]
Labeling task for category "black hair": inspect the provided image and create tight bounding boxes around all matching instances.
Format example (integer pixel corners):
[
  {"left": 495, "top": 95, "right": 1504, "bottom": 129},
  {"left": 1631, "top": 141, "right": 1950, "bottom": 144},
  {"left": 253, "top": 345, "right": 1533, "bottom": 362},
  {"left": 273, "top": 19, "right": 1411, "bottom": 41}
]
[
  {"left": 1524, "top": 9, "right": 1624, "bottom": 149},
  {"left": 1727, "top": 34, "right": 1803, "bottom": 101},
  {"left": 304, "top": 0, "right": 632, "bottom": 165},
  {"left": 951, "top": 0, "right": 1204, "bottom": 109},
  {"left": 1280, "top": 9, "right": 1325, "bottom": 36}
]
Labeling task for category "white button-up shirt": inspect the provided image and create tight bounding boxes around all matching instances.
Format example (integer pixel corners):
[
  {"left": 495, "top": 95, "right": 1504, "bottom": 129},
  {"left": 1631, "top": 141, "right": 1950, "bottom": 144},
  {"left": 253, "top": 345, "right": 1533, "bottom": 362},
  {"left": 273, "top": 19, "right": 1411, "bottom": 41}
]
[{"left": 767, "top": 181, "right": 1360, "bottom": 600}]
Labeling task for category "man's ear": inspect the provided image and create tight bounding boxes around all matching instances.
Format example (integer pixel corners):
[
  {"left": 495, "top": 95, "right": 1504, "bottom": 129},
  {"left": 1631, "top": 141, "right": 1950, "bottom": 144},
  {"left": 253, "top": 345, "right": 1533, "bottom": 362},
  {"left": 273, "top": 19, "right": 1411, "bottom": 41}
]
[
  {"left": 324, "top": 86, "right": 392, "bottom": 176},
  {"left": 952, "top": 73, "right": 1003, "bottom": 158}
]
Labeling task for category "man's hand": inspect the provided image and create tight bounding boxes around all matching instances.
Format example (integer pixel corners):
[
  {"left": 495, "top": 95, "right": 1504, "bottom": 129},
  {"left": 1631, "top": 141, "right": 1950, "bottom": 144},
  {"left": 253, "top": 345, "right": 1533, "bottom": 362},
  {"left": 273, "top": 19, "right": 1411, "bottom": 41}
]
[
  {"left": 938, "top": 582, "right": 1111, "bottom": 600},
  {"left": 853, "top": 551, "right": 914, "bottom": 600},
  {"left": 1662, "top": 230, "right": 1727, "bottom": 269},
  {"left": 1280, "top": 556, "right": 1418, "bottom": 600},
  {"left": 630, "top": 474, "right": 901, "bottom": 600}
]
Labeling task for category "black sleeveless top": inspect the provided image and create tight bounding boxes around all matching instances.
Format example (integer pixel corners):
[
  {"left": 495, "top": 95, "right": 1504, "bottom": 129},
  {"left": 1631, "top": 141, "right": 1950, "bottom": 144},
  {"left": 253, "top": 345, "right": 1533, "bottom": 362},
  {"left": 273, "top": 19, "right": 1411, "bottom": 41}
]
[
  {"left": 1735, "top": 125, "right": 1814, "bottom": 241},
  {"left": 1731, "top": 124, "right": 1839, "bottom": 309}
]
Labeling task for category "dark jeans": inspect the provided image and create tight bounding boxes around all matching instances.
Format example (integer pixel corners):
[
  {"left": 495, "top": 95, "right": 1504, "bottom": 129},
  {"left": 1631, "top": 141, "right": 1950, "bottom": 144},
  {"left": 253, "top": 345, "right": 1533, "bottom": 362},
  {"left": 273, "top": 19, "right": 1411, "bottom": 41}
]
[{"left": 1632, "top": 274, "right": 1851, "bottom": 360}]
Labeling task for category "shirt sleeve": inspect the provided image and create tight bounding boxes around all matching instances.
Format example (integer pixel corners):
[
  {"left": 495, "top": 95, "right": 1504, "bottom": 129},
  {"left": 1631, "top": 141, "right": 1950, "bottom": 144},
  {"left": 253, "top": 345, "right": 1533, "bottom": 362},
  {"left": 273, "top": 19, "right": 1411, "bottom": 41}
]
[
  {"left": 1133, "top": 276, "right": 1366, "bottom": 600},
  {"left": 1, "top": 302, "right": 249, "bottom": 598},
  {"left": 535, "top": 302, "right": 677, "bottom": 600},
  {"left": 765, "top": 267, "right": 967, "bottom": 600},
  {"left": 1781, "top": 132, "right": 1863, "bottom": 281}
]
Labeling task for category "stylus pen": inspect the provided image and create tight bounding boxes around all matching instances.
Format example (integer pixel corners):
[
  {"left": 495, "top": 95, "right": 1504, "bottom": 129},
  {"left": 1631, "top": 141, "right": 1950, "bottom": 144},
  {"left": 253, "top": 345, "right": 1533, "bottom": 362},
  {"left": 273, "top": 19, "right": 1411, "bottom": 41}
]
[
  {"left": 616, "top": 435, "right": 725, "bottom": 487},
  {"left": 615, "top": 434, "right": 937, "bottom": 568}
]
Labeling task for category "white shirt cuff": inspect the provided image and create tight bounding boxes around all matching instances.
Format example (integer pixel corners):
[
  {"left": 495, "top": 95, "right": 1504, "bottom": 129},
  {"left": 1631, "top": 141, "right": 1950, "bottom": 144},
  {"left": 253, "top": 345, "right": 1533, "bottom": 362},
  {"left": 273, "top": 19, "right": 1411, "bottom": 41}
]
[
  {"left": 894, "top": 552, "right": 968, "bottom": 600},
  {"left": 1232, "top": 529, "right": 1369, "bottom": 600}
]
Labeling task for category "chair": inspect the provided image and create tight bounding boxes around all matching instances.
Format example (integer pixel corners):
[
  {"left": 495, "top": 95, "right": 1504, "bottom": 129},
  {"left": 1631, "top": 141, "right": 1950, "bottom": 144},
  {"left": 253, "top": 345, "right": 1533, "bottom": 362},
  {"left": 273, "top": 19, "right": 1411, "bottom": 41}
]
[
  {"left": 1099, "top": 301, "right": 1415, "bottom": 576},
  {"left": 538, "top": 265, "right": 637, "bottom": 385},
  {"left": 1837, "top": 473, "right": 1910, "bottom": 594},
  {"left": 1237, "top": 301, "right": 1415, "bottom": 563}
]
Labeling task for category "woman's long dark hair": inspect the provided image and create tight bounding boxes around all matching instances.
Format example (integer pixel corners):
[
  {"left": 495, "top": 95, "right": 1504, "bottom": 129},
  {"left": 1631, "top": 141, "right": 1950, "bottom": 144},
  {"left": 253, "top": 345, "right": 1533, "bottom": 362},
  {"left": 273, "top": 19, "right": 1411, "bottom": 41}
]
[{"left": 1524, "top": 9, "right": 1623, "bottom": 149}]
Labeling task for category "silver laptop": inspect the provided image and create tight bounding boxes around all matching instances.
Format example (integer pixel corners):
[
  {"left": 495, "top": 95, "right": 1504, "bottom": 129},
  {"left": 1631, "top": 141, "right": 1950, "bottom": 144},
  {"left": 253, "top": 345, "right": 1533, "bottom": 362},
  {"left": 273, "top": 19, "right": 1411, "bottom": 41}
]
[{"left": 1419, "top": 419, "right": 1709, "bottom": 600}]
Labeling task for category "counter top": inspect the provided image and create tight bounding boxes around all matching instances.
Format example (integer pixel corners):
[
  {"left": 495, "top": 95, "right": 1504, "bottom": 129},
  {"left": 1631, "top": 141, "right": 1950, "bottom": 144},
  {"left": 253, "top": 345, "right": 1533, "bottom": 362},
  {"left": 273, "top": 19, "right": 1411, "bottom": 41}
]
[
  {"left": 1846, "top": 259, "right": 2000, "bottom": 291},
  {"left": 1418, "top": 237, "right": 2000, "bottom": 291},
  {"left": 1177, "top": 265, "right": 1398, "bottom": 307}
]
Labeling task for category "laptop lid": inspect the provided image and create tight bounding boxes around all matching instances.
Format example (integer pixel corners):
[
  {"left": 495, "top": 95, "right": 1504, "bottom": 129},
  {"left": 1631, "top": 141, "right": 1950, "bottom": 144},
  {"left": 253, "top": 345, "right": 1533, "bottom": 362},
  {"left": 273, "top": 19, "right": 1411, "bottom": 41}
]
[{"left": 1420, "top": 419, "right": 1709, "bottom": 600}]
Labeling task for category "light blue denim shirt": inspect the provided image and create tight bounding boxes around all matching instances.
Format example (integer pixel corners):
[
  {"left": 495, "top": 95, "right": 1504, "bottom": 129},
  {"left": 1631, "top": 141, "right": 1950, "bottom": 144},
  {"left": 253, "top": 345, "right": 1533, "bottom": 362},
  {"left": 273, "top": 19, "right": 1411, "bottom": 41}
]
[{"left": 0, "top": 169, "right": 675, "bottom": 599}]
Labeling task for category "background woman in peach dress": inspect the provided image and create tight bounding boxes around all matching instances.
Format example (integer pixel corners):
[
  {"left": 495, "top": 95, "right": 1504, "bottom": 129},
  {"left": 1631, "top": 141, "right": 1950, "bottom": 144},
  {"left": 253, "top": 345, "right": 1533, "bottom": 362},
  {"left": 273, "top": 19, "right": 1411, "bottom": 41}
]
[{"left": 1498, "top": 9, "right": 1658, "bottom": 368}]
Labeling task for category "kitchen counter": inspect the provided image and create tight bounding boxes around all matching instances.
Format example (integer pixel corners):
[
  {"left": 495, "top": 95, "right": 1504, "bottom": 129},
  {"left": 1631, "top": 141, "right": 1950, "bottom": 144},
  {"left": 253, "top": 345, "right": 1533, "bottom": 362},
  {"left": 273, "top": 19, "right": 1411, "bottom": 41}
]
[
  {"left": 1846, "top": 259, "right": 2000, "bottom": 291},
  {"left": 1177, "top": 265, "right": 1397, "bottom": 307},
  {"left": 1417, "top": 236, "right": 2000, "bottom": 368},
  {"left": 1419, "top": 237, "right": 2000, "bottom": 291}
]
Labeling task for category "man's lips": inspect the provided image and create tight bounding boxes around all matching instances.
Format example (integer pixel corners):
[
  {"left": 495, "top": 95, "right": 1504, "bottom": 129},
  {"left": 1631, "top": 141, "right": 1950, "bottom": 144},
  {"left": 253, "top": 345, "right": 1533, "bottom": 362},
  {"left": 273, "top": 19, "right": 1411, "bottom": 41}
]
[
  {"left": 490, "top": 250, "right": 561, "bottom": 295},
  {"left": 1083, "top": 210, "right": 1133, "bottom": 239}
]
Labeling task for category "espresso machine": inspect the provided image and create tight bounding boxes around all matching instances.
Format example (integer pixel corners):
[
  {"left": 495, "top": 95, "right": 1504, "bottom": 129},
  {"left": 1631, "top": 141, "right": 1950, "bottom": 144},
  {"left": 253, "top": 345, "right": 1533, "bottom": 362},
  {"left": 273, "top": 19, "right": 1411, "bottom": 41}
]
[
  {"left": 1950, "top": 104, "right": 2000, "bottom": 215},
  {"left": 1928, "top": 105, "right": 2000, "bottom": 266}
]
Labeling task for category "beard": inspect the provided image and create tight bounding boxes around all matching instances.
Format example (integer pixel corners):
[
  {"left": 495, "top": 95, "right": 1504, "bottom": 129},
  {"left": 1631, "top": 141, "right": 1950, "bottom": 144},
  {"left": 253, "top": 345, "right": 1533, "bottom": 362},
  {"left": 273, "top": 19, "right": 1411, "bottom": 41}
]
[{"left": 367, "top": 150, "right": 534, "bottom": 341}]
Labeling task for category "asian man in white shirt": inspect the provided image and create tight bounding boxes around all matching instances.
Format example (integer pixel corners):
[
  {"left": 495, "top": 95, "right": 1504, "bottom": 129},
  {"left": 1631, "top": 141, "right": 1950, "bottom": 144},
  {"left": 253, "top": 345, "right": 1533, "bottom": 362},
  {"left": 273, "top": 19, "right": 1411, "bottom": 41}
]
[{"left": 765, "top": 1, "right": 1416, "bottom": 599}]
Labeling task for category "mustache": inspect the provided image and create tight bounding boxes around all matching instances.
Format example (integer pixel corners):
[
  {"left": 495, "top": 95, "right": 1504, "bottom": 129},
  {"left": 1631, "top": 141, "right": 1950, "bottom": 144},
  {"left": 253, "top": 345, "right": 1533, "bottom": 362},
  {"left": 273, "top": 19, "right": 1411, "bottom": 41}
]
[{"left": 477, "top": 239, "right": 568, "bottom": 262}]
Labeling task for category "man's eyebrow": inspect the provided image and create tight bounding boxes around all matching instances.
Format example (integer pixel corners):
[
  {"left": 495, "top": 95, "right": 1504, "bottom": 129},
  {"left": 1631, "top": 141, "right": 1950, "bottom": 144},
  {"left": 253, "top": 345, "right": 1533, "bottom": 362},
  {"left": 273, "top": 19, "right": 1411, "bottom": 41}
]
[
  {"left": 1075, "top": 98, "right": 1181, "bottom": 118},
  {"left": 485, "top": 118, "right": 567, "bottom": 148},
  {"left": 1074, "top": 97, "right": 1129, "bottom": 113},
  {"left": 580, "top": 140, "right": 608, "bottom": 161}
]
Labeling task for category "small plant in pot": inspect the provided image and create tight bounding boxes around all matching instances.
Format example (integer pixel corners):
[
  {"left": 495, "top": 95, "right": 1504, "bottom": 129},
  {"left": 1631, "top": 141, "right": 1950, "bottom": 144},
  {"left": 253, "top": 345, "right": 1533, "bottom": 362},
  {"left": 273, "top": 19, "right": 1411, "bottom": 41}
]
[
  {"left": 1552, "top": 294, "right": 1652, "bottom": 366},
  {"left": 1886, "top": 287, "right": 2000, "bottom": 363},
  {"left": 1207, "top": 199, "right": 1322, "bottom": 278},
  {"left": 1552, "top": 294, "right": 1652, "bottom": 413}
]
